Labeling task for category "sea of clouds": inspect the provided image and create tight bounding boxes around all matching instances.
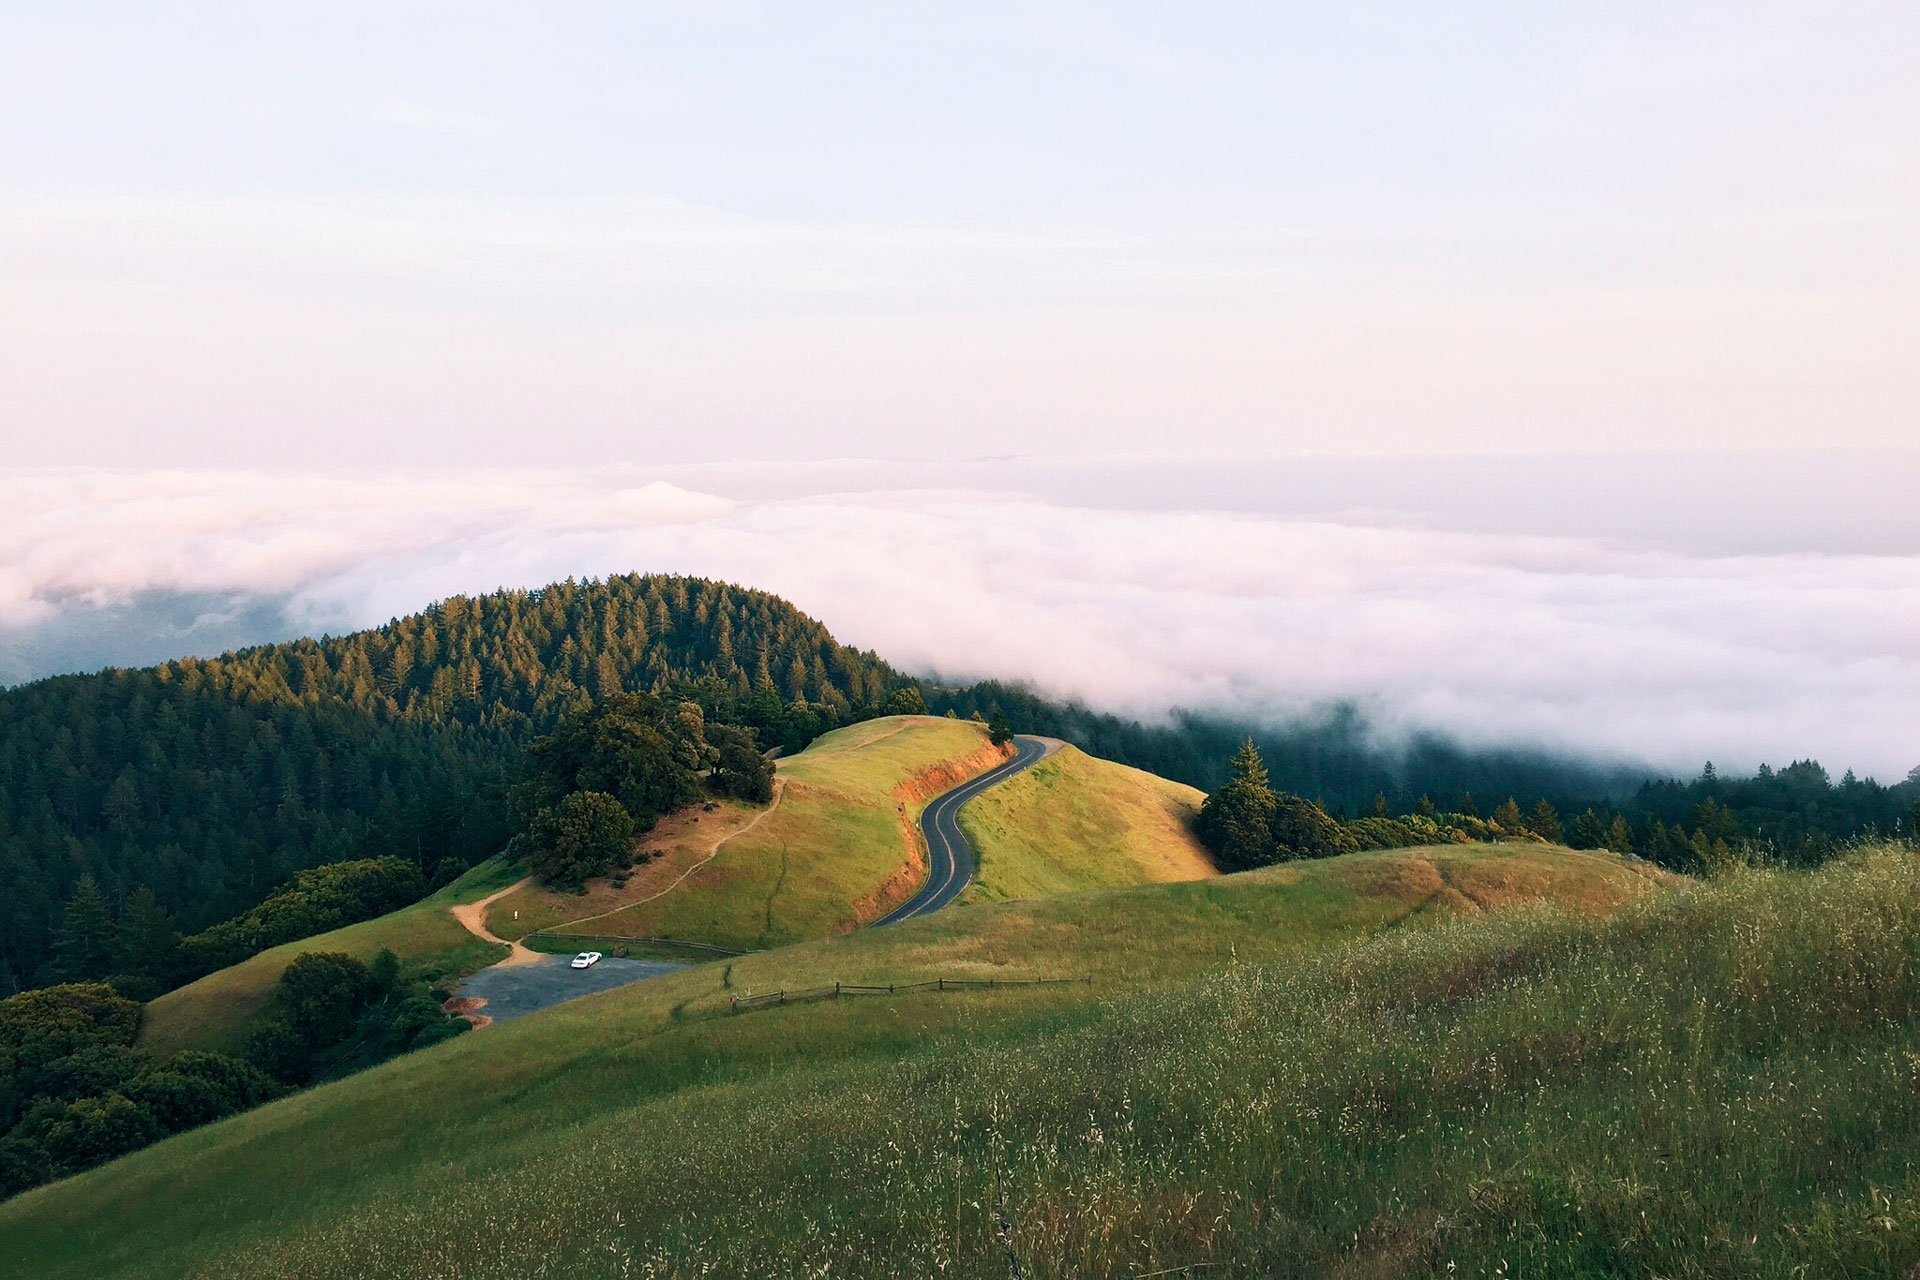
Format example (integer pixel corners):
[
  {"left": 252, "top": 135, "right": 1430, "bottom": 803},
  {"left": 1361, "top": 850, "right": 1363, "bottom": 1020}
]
[{"left": 4, "top": 464, "right": 1917, "bottom": 780}]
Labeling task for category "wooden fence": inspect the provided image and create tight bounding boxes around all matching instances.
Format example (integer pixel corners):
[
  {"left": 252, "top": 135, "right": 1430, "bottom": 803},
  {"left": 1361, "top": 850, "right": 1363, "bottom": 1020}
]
[{"left": 728, "top": 975, "right": 1091, "bottom": 1012}]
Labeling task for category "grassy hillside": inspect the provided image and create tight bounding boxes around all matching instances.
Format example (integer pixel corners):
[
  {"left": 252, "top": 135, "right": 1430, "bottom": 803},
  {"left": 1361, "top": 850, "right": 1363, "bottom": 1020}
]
[
  {"left": 481, "top": 796, "right": 768, "bottom": 941},
  {"left": 137, "top": 721, "right": 1194, "bottom": 1055},
  {"left": 535, "top": 715, "right": 1011, "bottom": 950},
  {"left": 138, "top": 859, "right": 520, "bottom": 1057},
  {"left": 957, "top": 742, "right": 1216, "bottom": 902},
  {"left": 0, "top": 843, "right": 1687, "bottom": 1279}
]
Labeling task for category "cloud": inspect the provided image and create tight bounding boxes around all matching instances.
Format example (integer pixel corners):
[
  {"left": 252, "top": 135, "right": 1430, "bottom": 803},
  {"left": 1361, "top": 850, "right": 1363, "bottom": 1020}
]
[{"left": 3, "top": 466, "right": 1917, "bottom": 778}]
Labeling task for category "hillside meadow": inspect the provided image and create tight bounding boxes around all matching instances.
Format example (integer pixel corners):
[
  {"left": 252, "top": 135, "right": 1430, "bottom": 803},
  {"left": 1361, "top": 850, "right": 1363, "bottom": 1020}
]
[
  {"left": 138, "top": 717, "right": 1226, "bottom": 1058},
  {"left": 956, "top": 742, "right": 1217, "bottom": 903},
  {"left": 534, "top": 715, "right": 1010, "bottom": 949},
  {"left": 137, "top": 858, "right": 520, "bottom": 1057},
  {"left": 0, "top": 841, "right": 1715, "bottom": 1279}
]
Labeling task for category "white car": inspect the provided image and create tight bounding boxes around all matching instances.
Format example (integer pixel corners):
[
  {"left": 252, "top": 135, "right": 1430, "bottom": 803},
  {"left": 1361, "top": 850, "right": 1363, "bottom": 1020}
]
[{"left": 569, "top": 951, "right": 602, "bottom": 969}]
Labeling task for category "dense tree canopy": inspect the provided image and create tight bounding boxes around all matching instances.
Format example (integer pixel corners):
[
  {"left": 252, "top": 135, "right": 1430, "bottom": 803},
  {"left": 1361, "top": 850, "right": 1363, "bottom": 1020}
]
[
  {"left": 0, "top": 983, "right": 279, "bottom": 1200},
  {"left": 938, "top": 687, "right": 1919, "bottom": 873},
  {"left": 0, "top": 575, "right": 912, "bottom": 987}
]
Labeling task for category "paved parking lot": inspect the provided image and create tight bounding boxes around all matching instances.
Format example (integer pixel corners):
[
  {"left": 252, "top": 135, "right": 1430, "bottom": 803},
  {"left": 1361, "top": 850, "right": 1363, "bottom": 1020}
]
[{"left": 456, "top": 954, "right": 686, "bottom": 1024}]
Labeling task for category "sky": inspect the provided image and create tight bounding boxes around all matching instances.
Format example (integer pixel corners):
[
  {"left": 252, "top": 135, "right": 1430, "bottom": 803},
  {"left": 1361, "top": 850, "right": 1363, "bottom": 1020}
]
[{"left": 1, "top": 5, "right": 1916, "bottom": 777}]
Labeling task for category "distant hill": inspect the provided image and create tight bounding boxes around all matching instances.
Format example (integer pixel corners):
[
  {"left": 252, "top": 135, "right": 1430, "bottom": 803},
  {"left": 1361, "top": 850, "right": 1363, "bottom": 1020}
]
[{"left": 0, "top": 574, "right": 908, "bottom": 986}]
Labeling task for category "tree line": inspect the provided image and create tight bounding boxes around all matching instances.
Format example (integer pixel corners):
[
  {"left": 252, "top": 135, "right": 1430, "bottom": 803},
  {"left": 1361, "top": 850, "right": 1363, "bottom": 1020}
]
[
  {"left": 1192, "top": 738, "right": 1920, "bottom": 874},
  {"left": 42, "top": 859, "right": 429, "bottom": 1001},
  {"left": 0, "top": 575, "right": 914, "bottom": 989}
]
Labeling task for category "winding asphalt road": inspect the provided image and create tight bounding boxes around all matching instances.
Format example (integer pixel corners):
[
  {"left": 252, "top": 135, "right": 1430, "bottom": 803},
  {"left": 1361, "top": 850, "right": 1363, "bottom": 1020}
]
[{"left": 874, "top": 735, "right": 1055, "bottom": 926}]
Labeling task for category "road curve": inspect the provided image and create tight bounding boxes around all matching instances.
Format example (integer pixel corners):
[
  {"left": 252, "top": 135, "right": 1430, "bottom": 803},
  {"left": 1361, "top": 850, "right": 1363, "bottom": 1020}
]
[{"left": 874, "top": 735, "right": 1054, "bottom": 926}]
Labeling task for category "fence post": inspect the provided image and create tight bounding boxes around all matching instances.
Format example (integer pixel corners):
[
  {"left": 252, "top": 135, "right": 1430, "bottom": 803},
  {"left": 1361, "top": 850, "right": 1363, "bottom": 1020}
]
[
  {"left": 835, "top": 981, "right": 841, "bottom": 998},
  {"left": 938, "top": 978, "right": 944, "bottom": 991}
]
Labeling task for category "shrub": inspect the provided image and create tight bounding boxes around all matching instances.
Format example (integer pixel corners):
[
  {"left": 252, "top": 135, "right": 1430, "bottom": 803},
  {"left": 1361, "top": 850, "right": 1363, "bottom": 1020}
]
[
  {"left": 518, "top": 791, "right": 637, "bottom": 890},
  {"left": 0, "top": 984, "right": 141, "bottom": 1079},
  {"left": 163, "top": 1051, "right": 279, "bottom": 1111},
  {"left": 21, "top": 1043, "right": 149, "bottom": 1105},
  {"left": 0, "top": 1134, "right": 48, "bottom": 1199},
  {"left": 43, "top": 1092, "right": 162, "bottom": 1175},
  {"left": 1270, "top": 794, "right": 1357, "bottom": 861},
  {"left": 1345, "top": 815, "right": 1424, "bottom": 851},
  {"left": 706, "top": 723, "right": 774, "bottom": 803},
  {"left": 367, "top": 948, "right": 401, "bottom": 996},
  {"left": 884, "top": 686, "right": 929, "bottom": 716},
  {"left": 243, "top": 1020, "right": 310, "bottom": 1085},
  {"left": 121, "top": 1070, "right": 226, "bottom": 1134},
  {"left": 277, "top": 953, "right": 374, "bottom": 1047}
]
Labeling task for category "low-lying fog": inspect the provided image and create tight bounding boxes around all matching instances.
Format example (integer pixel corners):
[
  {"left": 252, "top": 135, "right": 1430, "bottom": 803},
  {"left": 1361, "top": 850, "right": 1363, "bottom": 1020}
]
[{"left": 4, "top": 454, "right": 1916, "bottom": 779}]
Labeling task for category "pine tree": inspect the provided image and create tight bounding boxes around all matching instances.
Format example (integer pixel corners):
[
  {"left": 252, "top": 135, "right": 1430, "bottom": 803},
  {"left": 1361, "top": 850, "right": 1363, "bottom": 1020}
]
[
  {"left": 1526, "top": 799, "right": 1564, "bottom": 843},
  {"left": 1458, "top": 792, "right": 1478, "bottom": 818},
  {"left": 1491, "top": 797, "right": 1526, "bottom": 834},
  {"left": 1571, "top": 808, "right": 1607, "bottom": 849},
  {"left": 116, "top": 885, "right": 177, "bottom": 979},
  {"left": 1605, "top": 813, "right": 1635, "bottom": 855},
  {"left": 1369, "top": 792, "right": 1389, "bottom": 819},
  {"left": 987, "top": 708, "right": 1014, "bottom": 747},
  {"left": 1196, "top": 740, "right": 1279, "bottom": 872},
  {"left": 54, "top": 875, "right": 118, "bottom": 982},
  {"left": 1228, "top": 738, "right": 1269, "bottom": 789}
]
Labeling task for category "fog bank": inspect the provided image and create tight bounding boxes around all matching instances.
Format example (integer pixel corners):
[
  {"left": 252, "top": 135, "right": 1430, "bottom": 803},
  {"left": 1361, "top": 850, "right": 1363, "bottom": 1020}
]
[{"left": 4, "top": 465, "right": 1916, "bottom": 779}]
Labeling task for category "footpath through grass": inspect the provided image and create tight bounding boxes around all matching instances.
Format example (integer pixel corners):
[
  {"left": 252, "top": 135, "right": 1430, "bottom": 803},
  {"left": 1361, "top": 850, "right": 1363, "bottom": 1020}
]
[{"left": 0, "top": 842, "right": 1690, "bottom": 1279}]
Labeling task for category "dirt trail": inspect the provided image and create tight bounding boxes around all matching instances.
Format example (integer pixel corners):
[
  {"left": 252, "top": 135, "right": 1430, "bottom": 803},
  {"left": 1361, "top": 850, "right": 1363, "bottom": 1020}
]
[
  {"left": 449, "top": 878, "right": 544, "bottom": 968},
  {"left": 559, "top": 777, "right": 789, "bottom": 931}
]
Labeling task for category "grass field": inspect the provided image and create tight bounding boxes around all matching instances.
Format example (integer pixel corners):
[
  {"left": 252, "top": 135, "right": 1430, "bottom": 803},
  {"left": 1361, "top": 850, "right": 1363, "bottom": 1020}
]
[
  {"left": 541, "top": 715, "right": 1012, "bottom": 950},
  {"left": 482, "top": 795, "right": 767, "bottom": 941},
  {"left": 0, "top": 841, "right": 1717, "bottom": 1279},
  {"left": 956, "top": 743, "right": 1216, "bottom": 903},
  {"left": 137, "top": 858, "right": 522, "bottom": 1057}
]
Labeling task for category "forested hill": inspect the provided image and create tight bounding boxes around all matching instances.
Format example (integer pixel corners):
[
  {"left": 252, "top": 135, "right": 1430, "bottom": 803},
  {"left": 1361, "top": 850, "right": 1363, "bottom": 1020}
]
[{"left": 0, "top": 575, "right": 906, "bottom": 988}]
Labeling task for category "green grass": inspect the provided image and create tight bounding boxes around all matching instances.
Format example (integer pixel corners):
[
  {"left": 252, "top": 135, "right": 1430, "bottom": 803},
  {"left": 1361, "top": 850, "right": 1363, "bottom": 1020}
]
[
  {"left": 137, "top": 858, "right": 522, "bottom": 1057},
  {"left": 958, "top": 743, "right": 1216, "bottom": 903},
  {"left": 546, "top": 715, "right": 1011, "bottom": 949},
  {"left": 483, "top": 796, "right": 766, "bottom": 941},
  {"left": 0, "top": 842, "right": 1696, "bottom": 1279}
]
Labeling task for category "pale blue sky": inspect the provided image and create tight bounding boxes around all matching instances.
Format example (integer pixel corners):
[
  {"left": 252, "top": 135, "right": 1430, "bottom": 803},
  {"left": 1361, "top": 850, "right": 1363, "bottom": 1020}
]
[
  {"left": 3, "top": 7, "right": 1919, "bottom": 767},
  {"left": 2, "top": 3, "right": 1916, "bottom": 464}
]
